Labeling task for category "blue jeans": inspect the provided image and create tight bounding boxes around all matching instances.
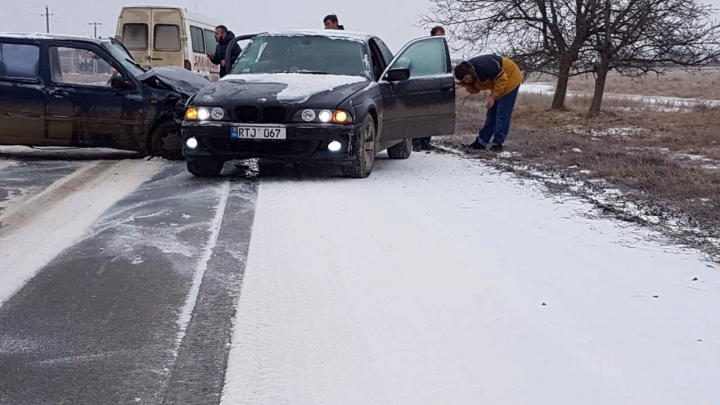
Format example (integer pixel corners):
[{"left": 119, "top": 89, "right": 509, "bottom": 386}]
[{"left": 477, "top": 85, "right": 520, "bottom": 146}]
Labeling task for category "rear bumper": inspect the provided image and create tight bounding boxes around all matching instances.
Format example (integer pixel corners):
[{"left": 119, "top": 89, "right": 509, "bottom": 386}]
[{"left": 182, "top": 121, "right": 359, "bottom": 162}]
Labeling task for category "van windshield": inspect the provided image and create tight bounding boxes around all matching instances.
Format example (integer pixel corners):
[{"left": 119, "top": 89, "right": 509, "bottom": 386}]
[
  {"left": 102, "top": 41, "right": 145, "bottom": 77},
  {"left": 229, "top": 35, "right": 368, "bottom": 77}
]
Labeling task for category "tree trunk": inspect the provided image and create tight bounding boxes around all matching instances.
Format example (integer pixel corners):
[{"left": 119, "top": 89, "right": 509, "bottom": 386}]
[
  {"left": 588, "top": 64, "right": 609, "bottom": 117},
  {"left": 552, "top": 59, "right": 571, "bottom": 109}
]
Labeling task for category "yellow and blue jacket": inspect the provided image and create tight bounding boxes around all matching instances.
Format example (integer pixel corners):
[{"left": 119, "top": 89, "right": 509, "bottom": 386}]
[{"left": 459, "top": 55, "right": 523, "bottom": 100}]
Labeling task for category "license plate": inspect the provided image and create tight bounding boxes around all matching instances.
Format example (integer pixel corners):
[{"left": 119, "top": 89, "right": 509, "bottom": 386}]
[{"left": 231, "top": 126, "right": 286, "bottom": 140}]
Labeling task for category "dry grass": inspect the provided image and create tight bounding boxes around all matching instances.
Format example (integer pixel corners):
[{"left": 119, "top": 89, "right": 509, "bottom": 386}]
[
  {"left": 444, "top": 92, "right": 720, "bottom": 260},
  {"left": 530, "top": 68, "right": 720, "bottom": 100}
]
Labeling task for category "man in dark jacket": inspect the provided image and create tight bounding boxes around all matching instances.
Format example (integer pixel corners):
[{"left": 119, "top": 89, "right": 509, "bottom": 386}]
[
  {"left": 207, "top": 25, "right": 241, "bottom": 78},
  {"left": 323, "top": 14, "right": 345, "bottom": 30}
]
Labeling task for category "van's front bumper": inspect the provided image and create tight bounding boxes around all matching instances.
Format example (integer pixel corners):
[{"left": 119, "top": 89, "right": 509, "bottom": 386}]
[{"left": 182, "top": 121, "right": 360, "bottom": 162}]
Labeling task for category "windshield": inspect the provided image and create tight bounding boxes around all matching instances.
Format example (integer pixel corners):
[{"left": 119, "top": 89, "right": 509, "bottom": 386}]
[
  {"left": 229, "top": 35, "right": 368, "bottom": 77},
  {"left": 102, "top": 41, "right": 145, "bottom": 77}
]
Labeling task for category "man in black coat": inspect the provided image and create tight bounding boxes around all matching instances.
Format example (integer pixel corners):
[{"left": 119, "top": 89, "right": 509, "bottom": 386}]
[{"left": 207, "top": 25, "right": 241, "bottom": 78}]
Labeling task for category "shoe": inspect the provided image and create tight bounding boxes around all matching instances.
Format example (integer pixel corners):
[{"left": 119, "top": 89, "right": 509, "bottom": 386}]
[
  {"left": 490, "top": 144, "right": 503, "bottom": 152},
  {"left": 420, "top": 141, "right": 435, "bottom": 151},
  {"left": 463, "top": 140, "right": 486, "bottom": 150}
]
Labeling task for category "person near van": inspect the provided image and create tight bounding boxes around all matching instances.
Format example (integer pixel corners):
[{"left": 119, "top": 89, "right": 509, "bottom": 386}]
[
  {"left": 207, "top": 25, "right": 241, "bottom": 78},
  {"left": 323, "top": 14, "right": 345, "bottom": 30},
  {"left": 412, "top": 26, "right": 446, "bottom": 152},
  {"left": 454, "top": 54, "right": 523, "bottom": 152}
]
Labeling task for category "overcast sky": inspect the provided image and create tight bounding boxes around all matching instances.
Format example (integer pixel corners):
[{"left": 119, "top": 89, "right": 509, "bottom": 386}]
[{"left": 1, "top": 0, "right": 719, "bottom": 55}]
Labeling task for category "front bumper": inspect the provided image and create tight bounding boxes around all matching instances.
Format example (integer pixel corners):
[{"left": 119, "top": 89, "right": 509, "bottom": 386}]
[{"left": 182, "top": 121, "right": 359, "bottom": 162}]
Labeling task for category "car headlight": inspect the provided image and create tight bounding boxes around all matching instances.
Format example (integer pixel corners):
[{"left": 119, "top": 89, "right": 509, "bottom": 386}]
[
  {"left": 333, "top": 110, "right": 348, "bottom": 123},
  {"left": 211, "top": 108, "right": 225, "bottom": 120},
  {"left": 318, "top": 110, "right": 333, "bottom": 123},
  {"left": 301, "top": 109, "right": 316, "bottom": 122},
  {"left": 197, "top": 107, "right": 210, "bottom": 121}
]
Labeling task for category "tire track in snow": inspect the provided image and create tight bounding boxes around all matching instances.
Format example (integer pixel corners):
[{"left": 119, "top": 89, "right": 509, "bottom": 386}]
[{"left": 0, "top": 159, "right": 163, "bottom": 306}]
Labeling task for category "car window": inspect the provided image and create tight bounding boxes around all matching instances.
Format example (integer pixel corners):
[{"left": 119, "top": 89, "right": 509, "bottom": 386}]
[
  {"left": 204, "top": 29, "right": 216, "bottom": 55},
  {"left": 50, "top": 46, "right": 115, "bottom": 87},
  {"left": 154, "top": 24, "right": 181, "bottom": 52},
  {"left": 123, "top": 23, "right": 148, "bottom": 51},
  {"left": 190, "top": 26, "right": 205, "bottom": 53},
  {"left": 374, "top": 38, "right": 394, "bottom": 66},
  {"left": 231, "top": 35, "right": 367, "bottom": 77},
  {"left": 101, "top": 41, "right": 145, "bottom": 77},
  {"left": 388, "top": 38, "right": 447, "bottom": 78},
  {"left": 0, "top": 43, "right": 40, "bottom": 79}
]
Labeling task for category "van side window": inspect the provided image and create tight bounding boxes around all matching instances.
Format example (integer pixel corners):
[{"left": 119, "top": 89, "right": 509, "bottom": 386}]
[
  {"left": 190, "top": 26, "right": 205, "bottom": 53},
  {"left": 204, "top": 29, "right": 217, "bottom": 55},
  {"left": 123, "top": 24, "right": 148, "bottom": 51},
  {"left": 154, "top": 24, "right": 181, "bottom": 52},
  {"left": 0, "top": 43, "right": 40, "bottom": 79}
]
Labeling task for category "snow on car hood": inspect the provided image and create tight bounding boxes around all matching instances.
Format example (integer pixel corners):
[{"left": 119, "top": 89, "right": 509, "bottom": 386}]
[{"left": 218, "top": 73, "right": 368, "bottom": 103}]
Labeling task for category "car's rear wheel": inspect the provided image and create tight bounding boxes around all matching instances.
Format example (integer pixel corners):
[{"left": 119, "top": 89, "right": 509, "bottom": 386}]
[
  {"left": 187, "top": 157, "right": 224, "bottom": 177},
  {"left": 150, "top": 120, "right": 184, "bottom": 160},
  {"left": 387, "top": 139, "right": 412, "bottom": 159},
  {"left": 342, "top": 116, "right": 376, "bottom": 179}
]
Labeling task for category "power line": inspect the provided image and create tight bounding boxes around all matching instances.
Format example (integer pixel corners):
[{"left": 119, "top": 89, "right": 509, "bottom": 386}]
[
  {"left": 41, "top": 5, "right": 53, "bottom": 33},
  {"left": 0, "top": 4, "right": 37, "bottom": 16},
  {"left": 89, "top": 22, "right": 103, "bottom": 39}
]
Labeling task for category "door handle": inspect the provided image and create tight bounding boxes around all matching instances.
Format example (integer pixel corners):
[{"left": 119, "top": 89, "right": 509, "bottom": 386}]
[
  {"left": 150, "top": 57, "right": 164, "bottom": 61},
  {"left": 47, "top": 89, "right": 69, "bottom": 98},
  {"left": 441, "top": 84, "right": 454, "bottom": 92}
]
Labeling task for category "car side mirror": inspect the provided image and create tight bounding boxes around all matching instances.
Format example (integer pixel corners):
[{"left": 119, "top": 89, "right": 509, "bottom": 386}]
[
  {"left": 110, "top": 75, "right": 133, "bottom": 90},
  {"left": 384, "top": 68, "right": 410, "bottom": 82}
]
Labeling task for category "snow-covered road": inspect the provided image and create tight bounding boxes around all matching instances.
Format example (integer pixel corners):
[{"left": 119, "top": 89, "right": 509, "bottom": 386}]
[{"left": 1, "top": 148, "right": 718, "bottom": 404}]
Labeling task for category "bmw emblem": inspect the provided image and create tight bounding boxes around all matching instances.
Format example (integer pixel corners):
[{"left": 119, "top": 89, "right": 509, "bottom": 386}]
[{"left": 258, "top": 98, "right": 267, "bottom": 103}]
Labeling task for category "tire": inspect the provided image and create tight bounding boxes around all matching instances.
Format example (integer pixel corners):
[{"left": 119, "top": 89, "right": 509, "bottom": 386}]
[
  {"left": 387, "top": 139, "right": 412, "bottom": 159},
  {"left": 187, "top": 157, "right": 224, "bottom": 177},
  {"left": 342, "top": 116, "right": 376, "bottom": 178},
  {"left": 150, "top": 120, "right": 184, "bottom": 160}
]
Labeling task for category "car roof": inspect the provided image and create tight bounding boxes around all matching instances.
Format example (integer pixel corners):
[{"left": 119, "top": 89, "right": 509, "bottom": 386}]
[
  {"left": 0, "top": 32, "right": 107, "bottom": 44},
  {"left": 259, "top": 29, "right": 373, "bottom": 42}
]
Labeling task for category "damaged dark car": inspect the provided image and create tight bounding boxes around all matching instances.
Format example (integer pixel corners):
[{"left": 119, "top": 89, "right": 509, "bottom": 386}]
[
  {"left": 182, "top": 30, "right": 456, "bottom": 178},
  {"left": 0, "top": 33, "right": 210, "bottom": 159}
]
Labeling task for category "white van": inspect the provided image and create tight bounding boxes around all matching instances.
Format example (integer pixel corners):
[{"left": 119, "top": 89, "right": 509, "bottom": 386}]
[{"left": 116, "top": 5, "right": 224, "bottom": 81}]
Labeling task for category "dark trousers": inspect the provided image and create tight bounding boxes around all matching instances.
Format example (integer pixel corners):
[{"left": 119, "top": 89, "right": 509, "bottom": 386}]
[
  {"left": 413, "top": 136, "right": 431, "bottom": 146},
  {"left": 477, "top": 85, "right": 520, "bottom": 146}
]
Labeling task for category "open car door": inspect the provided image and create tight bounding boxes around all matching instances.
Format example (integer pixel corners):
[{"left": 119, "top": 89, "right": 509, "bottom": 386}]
[
  {"left": 378, "top": 36, "right": 456, "bottom": 141},
  {"left": 225, "top": 34, "right": 260, "bottom": 74}
]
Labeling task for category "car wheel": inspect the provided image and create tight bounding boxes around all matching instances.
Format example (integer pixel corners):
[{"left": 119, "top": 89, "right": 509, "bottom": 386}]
[
  {"left": 342, "top": 116, "right": 376, "bottom": 178},
  {"left": 187, "top": 157, "right": 224, "bottom": 177},
  {"left": 150, "top": 120, "right": 184, "bottom": 160},
  {"left": 387, "top": 139, "right": 412, "bottom": 159}
]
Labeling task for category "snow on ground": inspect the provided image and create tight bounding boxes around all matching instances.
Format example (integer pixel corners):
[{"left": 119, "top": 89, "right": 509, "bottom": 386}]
[
  {"left": 520, "top": 82, "right": 720, "bottom": 110},
  {"left": 0, "top": 146, "right": 141, "bottom": 160},
  {"left": 0, "top": 159, "right": 162, "bottom": 305},
  {"left": 222, "top": 152, "right": 720, "bottom": 404}
]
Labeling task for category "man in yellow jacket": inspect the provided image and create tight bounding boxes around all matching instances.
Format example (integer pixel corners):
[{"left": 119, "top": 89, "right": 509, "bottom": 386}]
[{"left": 454, "top": 54, "right": 523, "bottom": 151}]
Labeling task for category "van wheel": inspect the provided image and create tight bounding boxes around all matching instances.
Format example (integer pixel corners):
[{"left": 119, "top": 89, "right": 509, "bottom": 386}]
[
  {"left": 341, "top": 116, "right": 376, "bottom": 178},
  {"left": 387, "top": 139, "right": 412, "bottom": 159},
  {"left": 150, "top": 120, "right": 184, "bottom": 160},
  {"left": 187, "top": 158, "right": 224, "bottom": 177}
]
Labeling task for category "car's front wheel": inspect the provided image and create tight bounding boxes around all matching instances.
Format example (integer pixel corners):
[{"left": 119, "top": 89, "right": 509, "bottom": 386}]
[
  {"left": 342, "top": 116, "right": 376, "bottom": 179},
  {"left": 150, "top": 120, "right": 184, "bottom": 160},
  {"left": 187, "top": 157, "right": 224, "bottom": 177},
  {"left": 387, "top": 139, "right": 412, "bottom": 159}
]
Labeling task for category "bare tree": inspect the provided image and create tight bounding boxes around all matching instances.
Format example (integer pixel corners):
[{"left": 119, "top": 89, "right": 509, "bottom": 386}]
[
  {"left": 585, "top": 0, "right": 720, "bottom": 115},
  {"left": 421, "top": 0, "right": 602, "bottom": 109}
]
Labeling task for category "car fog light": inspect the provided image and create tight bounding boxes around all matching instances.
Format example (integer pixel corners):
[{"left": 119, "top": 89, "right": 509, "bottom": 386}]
[
  {"left": 197, "top": 108, "right": 210, "bottom": 120},
  {"left": 186, "top": 137, "right": 198, "bottom": 149},
  {"left": 318, "top": 110, "right": 333, "bottom": 123},
  {"left": 301, "top": 109, "right": 316, "bottom": 122},
  {"left": 211, "top": 108, "right": 225, "bottom": 120},
  {"left": 328, "top": 140, "right": 342, "bottom": 152}
]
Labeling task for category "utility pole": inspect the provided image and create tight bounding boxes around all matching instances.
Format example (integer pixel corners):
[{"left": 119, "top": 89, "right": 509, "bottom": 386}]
[
  {"left": 41, "top": 5, "right": 53, "bottom": 33},
  {"left": 89, "top": 22, "right": 102, "bottom": 39}
]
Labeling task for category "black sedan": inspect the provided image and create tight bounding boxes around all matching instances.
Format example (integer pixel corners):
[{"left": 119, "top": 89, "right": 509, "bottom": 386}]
[{"left": 182, "top": 29, "right": 456, "bottom": 178}]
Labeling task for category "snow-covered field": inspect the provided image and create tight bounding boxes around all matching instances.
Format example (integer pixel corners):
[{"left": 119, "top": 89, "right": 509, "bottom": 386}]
[{"left": 1, "top": 149, "right": 718, "bottom": 404}]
